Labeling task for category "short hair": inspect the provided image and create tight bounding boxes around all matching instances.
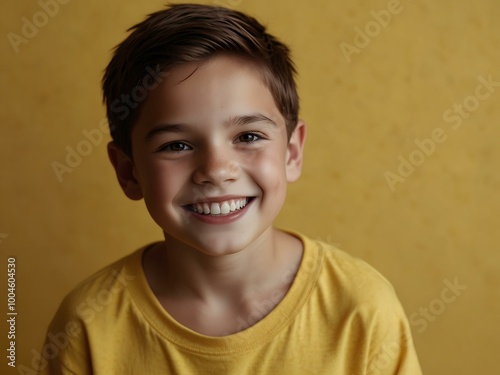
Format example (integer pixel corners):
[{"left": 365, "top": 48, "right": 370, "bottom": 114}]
[{"left": 102, "top": 3, "right": 299, "bottom": 156}]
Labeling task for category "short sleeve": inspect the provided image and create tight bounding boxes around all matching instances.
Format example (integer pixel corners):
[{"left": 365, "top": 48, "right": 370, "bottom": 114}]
[
  {"left": 37, "top": 296, "right": 92, "bottom": 375},
  {"left": 362, "top": 287, "right": 423, "bottom": 374}
]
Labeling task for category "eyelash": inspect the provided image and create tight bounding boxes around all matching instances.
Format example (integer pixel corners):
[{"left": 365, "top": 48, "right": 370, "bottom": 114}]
[
  {"left": 237, "top": 132, "right": 263, "bottom": 144},
  {"left": 156, "top": 132, "right": 264, "bottom": 153},
  {"left": 157, "top": 142, "right": 192, "bottom": 153}
]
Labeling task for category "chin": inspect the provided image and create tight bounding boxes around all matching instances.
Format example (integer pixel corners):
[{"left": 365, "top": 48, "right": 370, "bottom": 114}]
[{"left": 194, "top": 237, "right": 251, "bottom": 257}]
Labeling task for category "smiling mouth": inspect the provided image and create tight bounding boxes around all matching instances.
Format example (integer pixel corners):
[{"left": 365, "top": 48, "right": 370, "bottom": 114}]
[{"left": 184, "top": 197, "right": 254, "bottom": 216}]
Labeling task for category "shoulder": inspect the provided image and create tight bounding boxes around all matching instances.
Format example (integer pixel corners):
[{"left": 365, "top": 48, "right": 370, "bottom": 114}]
[
  {"left": 322, "top": 241, "right": 396, "bottom": 300},
  {"left": 50, "top": 245, "right": 149, "bottom": 327},
  {"left": 298, "top": 234, "right": 422, "bottom": 373},
  {"left": 40, "top": 246, "right": 151, "bottom": 374},
  {"left": 296, "top": 233, "right": 407, "bottom": 320}
]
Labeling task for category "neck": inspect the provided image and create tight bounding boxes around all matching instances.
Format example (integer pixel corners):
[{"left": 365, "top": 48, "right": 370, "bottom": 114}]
[{"left": 144, "top": 228, "right": 301, "bottom": 305}]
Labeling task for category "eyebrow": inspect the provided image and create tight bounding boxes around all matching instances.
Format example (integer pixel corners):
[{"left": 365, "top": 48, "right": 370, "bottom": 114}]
[
  {"left": 144, "top": 113, "right": 278, "bottom": 141},
  {"left": 145, "top": 123, "right": 187, "bottom": 141},
  {"left": 228, "top": 113, "right": 278, "bottom": 128}
]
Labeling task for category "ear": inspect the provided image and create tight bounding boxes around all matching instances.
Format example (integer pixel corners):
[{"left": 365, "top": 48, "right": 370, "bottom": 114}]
[
  {"left": 285, "top": 120, "right": 306, "bottom": 183},
  {"left": 107, "top": 142, "right": 143, "bottom": 200}
]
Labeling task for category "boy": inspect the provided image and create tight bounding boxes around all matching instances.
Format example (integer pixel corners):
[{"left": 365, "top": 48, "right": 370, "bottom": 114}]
[{"left": 40, "top": 4, "right": 422, "bottom": 374}]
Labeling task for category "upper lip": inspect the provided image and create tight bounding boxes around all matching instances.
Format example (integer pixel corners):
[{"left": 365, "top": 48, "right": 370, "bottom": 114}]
[{"left": 183, "top": 195, "right": 253, "bottom": 205}]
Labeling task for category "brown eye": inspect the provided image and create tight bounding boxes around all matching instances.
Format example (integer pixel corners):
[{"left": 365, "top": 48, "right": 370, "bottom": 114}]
[
  {"left": 158, "top": 142, "right": 191, "bottom": 152},
  {"left": 238, "top": 133, "right": 260, "bottom": 143}
]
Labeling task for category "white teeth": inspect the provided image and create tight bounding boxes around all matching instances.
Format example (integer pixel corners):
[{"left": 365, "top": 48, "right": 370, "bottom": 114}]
[
  {"left": 211, "top": 202, "right": 221, "bottom": 215},
  {"left": 190, "top": 198, "right": 249, "bottom": 216},
  {"left": 221, "top": 202, "right": 230, "bottom": 214}
]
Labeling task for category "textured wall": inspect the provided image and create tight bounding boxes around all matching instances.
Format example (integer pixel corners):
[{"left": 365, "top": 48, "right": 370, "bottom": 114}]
[{"left": 1, "top": 0, "right": 498, "bottom": 374}]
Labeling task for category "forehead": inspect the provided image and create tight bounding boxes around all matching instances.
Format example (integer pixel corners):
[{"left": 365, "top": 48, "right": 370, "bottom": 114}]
[{"left": 134, "top": 55, "right": 284, "bottom": 129}]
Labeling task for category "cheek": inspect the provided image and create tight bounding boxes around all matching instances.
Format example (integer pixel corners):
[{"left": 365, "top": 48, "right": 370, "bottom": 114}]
[
  {"left": 137, "top": 160, "right": 187, "bottom": 203},
  {"left": 250, "top": 150, "right": 288, "bottom": 195}
]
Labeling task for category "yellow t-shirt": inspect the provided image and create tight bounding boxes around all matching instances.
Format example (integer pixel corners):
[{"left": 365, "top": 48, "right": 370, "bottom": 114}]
[{"left": 39, "top": 232, "right": 422, "bottom": 374}]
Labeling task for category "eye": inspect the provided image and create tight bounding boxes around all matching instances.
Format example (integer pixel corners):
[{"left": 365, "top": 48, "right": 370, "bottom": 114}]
[
  {"left": 237, "top": 133, "right": 262, "bottom": 143},
  {"left": 157, "top": 141, "right": 192, "bottom": 152}
]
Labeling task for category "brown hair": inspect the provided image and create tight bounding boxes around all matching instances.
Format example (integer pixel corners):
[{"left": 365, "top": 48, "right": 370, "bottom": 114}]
[{"left": 102, "top": 3, "right": 299, "bottom": 156}]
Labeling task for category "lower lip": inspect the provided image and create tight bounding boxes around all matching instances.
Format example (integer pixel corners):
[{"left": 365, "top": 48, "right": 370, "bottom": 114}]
[{"left": 185, "top": 199, "right": 253, "bottom": 225}]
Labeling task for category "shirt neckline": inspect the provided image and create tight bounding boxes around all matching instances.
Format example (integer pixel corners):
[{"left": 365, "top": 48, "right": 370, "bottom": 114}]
[{"left": 125, "top": 230, "right": 324, "bottom": 355}]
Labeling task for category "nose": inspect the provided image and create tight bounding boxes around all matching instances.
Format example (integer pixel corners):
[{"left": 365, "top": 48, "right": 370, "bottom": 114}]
[{"left": 192, "top": 146, "right": 240, "bottom": 186}]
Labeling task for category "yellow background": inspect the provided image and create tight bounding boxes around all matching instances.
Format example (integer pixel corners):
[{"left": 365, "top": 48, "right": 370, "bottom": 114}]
[{"left": 1, "top": 0, "right": 499, "bottom": 373}]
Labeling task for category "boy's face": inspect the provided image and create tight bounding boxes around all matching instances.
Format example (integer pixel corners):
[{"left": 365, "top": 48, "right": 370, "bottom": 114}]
[{"left": 109, "top": 54, "right": 305, "bottom": 256}]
